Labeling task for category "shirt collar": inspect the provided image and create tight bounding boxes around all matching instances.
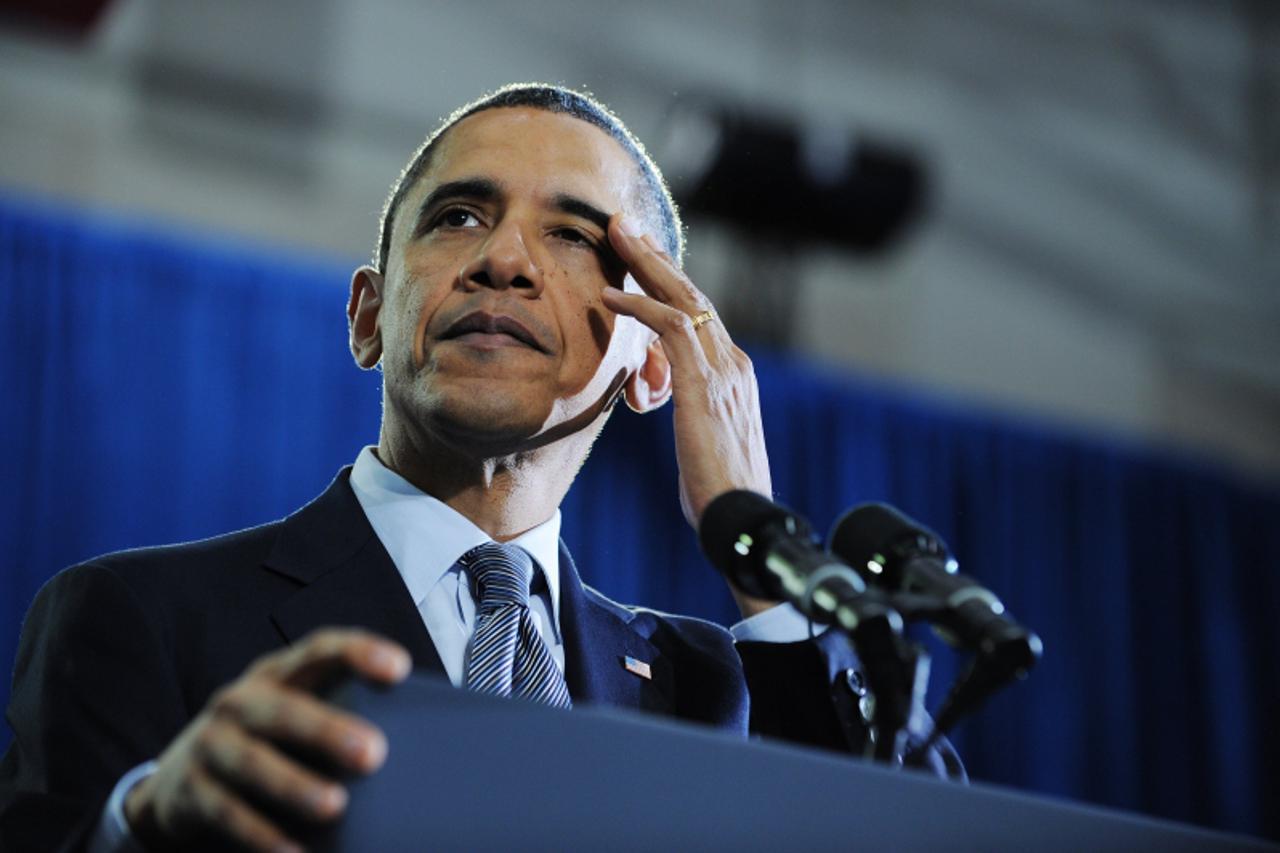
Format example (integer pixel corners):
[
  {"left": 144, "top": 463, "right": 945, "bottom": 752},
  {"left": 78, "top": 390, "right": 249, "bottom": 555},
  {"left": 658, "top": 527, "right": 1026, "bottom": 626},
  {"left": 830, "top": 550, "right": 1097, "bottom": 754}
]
[{"left": 348, "top": 446, "right": 562, "bottom": 621}]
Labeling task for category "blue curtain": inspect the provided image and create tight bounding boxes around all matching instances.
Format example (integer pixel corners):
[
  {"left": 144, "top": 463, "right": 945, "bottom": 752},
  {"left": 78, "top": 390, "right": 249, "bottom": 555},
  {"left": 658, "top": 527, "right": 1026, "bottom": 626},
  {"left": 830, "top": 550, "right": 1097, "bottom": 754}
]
[{"left": 2, "top": 194, "right": 1277, "bottom": 840}]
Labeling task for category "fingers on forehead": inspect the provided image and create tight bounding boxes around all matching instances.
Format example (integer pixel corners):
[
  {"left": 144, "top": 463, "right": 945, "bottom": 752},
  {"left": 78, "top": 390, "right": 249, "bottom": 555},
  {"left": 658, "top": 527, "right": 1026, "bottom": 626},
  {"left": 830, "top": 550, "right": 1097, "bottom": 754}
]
[{"left": 626, "top": 242, "right": 706, "bottom": 310}]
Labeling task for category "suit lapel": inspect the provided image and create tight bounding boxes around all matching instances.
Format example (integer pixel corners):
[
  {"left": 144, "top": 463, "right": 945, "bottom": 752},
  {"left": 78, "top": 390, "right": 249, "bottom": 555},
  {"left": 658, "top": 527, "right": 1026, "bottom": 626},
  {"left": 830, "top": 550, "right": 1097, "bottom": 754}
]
[
  {"left": 260, "top": 472, "right": 671, "bottom": 712},
  {"left": 263, "top": 469, "right": 445, "bottom": 677},
  {"left": 558, "top": 543, "right": 673, "bottom": 715}
]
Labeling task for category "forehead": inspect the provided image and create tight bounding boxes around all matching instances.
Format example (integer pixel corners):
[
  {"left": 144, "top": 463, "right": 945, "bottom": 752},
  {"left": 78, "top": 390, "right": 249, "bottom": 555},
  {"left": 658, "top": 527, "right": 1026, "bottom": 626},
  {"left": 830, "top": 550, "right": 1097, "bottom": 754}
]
[{"left": 409, "top": 107, "right": 640, "bottom": 214}]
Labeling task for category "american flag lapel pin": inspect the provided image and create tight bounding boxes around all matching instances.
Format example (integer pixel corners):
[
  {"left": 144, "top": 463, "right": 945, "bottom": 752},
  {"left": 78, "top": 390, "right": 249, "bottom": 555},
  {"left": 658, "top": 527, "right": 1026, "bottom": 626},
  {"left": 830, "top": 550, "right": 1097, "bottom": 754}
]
[{"left": 623, "top": 655, "right": 652, "bottom": 680}]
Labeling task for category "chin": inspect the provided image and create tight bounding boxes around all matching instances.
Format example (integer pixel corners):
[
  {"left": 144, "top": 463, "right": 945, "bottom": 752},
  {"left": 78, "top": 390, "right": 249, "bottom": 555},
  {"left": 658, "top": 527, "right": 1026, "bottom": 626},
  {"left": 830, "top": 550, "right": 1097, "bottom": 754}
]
[
  {"left": 442, "top": 401, "right": 540, "bottom": 443},
  {"left": 385, "top": 360, "right": 609, "bottom": 457},
  {"left": 414, "top": 385, "right": 551, "bottom": 454}
]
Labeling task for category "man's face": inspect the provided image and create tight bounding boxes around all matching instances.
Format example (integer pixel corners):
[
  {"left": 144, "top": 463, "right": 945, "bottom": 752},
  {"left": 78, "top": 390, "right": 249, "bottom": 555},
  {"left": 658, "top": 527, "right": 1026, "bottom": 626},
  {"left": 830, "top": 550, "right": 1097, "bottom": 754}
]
[{"left": 368, "top": 107, "right": 652, "bottom": 453}]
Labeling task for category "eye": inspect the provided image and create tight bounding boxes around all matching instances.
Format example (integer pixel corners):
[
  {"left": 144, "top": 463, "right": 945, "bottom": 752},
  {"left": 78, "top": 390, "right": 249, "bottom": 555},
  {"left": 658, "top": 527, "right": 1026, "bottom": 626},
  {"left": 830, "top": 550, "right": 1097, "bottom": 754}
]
[
  {"left": 433, "top": 207, "right": 483, "bottom": 230},
  {"left": 551, "top": 227, "right": 595, "bottom": 248}
]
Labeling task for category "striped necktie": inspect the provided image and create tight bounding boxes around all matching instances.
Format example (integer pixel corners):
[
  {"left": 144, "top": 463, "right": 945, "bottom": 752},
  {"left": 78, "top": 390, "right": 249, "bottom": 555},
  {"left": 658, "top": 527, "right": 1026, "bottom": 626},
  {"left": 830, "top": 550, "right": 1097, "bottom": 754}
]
[{"left": 463, "top": 542, "right": 572, "bottom": 709}]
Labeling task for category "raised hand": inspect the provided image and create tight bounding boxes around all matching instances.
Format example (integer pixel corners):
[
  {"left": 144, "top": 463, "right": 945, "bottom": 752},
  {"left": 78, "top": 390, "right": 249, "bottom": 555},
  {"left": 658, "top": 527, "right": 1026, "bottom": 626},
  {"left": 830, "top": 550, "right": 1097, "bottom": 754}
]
[
  {"left": 123, "top": 628, "right": 410, "bottom": 852},
  {"left": 602, "top": 215, "right": 776, "bottom": 616}
]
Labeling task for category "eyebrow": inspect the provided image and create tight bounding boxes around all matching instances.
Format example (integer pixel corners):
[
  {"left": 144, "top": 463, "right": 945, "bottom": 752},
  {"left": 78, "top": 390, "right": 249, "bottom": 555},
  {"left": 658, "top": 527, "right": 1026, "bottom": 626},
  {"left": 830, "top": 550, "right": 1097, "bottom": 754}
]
[
  {"left": 413, "top": 177, "right": 614, "bottom": 236},
  {"left": 551, "top": 193, "right": 612, "bottom": 233},
  {"left": 413, "top": 178, "right": 501, "bottom": 235}
]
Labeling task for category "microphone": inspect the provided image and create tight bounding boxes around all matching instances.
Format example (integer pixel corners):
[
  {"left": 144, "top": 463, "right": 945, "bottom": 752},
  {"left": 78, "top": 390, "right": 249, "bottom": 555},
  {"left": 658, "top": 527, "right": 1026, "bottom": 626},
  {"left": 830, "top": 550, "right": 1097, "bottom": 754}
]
[
  {"left": 828, "top": 503, "right": 1041, "bottom": 669},
  {"left": 698, "top": 490, "right": 901, "bottom": 636},
  {"left": 828, "top": 502, "right": 1042, "bottom": 739},
  {"left": 701, "top": 492, "right": 953, "bottom": 764}
]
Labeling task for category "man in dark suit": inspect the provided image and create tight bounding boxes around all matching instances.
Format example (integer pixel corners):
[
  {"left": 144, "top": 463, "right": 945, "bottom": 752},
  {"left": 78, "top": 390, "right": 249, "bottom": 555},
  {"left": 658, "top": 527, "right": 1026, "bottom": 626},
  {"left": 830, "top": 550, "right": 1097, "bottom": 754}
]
[{"left": 2, "top": 84, "right": 959, "bottom": 853}]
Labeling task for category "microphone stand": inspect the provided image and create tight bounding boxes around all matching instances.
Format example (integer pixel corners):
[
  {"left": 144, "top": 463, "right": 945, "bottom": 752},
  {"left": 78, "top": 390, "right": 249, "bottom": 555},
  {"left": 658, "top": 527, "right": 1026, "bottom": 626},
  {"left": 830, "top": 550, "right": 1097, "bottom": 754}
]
[
  {"left": 853, "top": 618, "right": 930, "bottom": 765},
  {"left": 803, "top": 572, "right": 931, "bottom": 767},
  {"left": 799, "top": 565, "right": 1033, "bottom": 764},
  {"left": 855, "top": 589, "right": 1041, "bottom": 755}
]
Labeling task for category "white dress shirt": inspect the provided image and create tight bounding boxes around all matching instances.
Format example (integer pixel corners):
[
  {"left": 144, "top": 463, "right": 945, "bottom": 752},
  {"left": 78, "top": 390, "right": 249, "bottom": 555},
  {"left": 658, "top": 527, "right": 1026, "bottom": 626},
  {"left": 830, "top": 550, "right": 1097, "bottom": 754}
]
[{"left": 347, "top": 445, "right": 567, "bottom": 683}]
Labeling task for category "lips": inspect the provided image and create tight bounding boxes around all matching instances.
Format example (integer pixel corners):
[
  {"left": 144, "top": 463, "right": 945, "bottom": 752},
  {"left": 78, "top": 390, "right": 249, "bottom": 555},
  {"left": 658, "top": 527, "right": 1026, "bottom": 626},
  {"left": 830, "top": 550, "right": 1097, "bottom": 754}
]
[{"left": 439, "top": 311, "right": 549, "bottom": 353}]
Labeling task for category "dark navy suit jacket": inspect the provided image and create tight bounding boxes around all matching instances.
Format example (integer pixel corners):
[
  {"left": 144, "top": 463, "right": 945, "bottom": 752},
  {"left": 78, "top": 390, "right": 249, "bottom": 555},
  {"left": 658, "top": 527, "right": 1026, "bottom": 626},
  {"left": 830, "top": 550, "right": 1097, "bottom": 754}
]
[{"left": 0, "top": 469, "right": 953, "bottom": 852}]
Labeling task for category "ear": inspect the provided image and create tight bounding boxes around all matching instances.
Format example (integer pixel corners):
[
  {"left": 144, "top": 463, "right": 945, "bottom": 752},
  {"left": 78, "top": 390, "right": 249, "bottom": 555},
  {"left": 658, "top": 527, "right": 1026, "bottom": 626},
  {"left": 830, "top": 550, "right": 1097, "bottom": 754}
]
[
  {"left": 348, "top": 266, "right": 384, "bottom": 369},
  {"left": 623, "top": 336, "right": 672, "bottom": 413}
]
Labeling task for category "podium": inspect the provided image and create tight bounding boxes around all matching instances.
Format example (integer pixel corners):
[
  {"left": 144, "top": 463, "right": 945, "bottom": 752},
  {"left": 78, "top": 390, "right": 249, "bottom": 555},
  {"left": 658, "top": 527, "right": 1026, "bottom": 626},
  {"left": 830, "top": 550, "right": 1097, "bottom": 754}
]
[{"left": 313, "top": 675, "right": 1272, "bottom": 852}]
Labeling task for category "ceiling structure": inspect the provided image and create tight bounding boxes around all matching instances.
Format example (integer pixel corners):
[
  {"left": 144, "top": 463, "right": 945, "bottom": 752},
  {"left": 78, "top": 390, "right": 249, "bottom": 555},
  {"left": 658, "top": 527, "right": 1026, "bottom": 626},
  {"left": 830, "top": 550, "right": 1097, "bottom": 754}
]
[{"left": 1, "top": 0, "right": 1276, "bottom": 479}]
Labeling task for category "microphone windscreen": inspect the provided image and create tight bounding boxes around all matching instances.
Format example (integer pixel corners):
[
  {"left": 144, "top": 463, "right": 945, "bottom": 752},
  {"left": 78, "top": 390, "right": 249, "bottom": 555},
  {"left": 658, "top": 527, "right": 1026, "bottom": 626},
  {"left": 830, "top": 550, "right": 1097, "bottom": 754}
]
[
  {"left": 828, "top": 502, "right": 918, "bottom": 566},
  {"left": 698, "top": 490, "right": 791, "bottom": 578}
]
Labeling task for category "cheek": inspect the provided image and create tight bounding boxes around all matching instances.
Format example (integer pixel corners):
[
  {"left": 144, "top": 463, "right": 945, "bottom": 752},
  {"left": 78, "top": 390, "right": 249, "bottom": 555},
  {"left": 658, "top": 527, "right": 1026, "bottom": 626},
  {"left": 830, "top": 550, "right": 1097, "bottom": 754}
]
[
  {"left": 546, "top": 243, "right": 623, "bottom": 288},
  {"left": 543, "top": 279, "right": 617, "bottom": 381},
  {"left": 387, "top": 267, "right": 452, "bottom": 369}
]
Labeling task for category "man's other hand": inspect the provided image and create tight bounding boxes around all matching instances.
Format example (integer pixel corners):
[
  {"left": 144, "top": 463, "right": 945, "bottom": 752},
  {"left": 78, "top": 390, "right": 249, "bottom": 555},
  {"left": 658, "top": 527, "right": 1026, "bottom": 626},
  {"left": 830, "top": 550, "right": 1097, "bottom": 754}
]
[{"left": 122, "top": 627, "right": 410, "bottom": 853}]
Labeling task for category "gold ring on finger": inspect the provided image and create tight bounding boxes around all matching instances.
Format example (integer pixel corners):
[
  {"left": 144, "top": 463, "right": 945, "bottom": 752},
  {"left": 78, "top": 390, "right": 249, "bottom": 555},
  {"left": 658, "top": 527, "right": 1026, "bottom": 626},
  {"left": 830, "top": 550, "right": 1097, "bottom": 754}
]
[{"left": 690, "top": 309, "right": 716, "bottom": 330}]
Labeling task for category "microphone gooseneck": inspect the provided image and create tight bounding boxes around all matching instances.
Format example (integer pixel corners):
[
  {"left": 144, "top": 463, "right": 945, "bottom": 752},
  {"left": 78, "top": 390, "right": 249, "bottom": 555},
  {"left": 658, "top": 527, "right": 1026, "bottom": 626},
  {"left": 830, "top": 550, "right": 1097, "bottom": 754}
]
[{"left": 829, "top": 503, "right": 1043, "bottom": 739}]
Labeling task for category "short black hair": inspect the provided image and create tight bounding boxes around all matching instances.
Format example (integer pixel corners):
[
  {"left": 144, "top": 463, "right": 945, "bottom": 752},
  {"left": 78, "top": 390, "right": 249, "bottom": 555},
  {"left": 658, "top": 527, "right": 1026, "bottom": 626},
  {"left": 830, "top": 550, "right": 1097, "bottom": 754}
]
[{"left": 374, "top": 83, "right": 683, "bottom": 274}]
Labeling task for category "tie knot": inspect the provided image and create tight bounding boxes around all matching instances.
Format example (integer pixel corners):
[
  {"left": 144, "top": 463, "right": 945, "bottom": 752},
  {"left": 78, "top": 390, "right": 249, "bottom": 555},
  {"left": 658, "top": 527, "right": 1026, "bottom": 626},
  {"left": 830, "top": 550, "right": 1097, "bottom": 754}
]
[{"left": 464, "top": 542, "right": 534, "bottom": 607}]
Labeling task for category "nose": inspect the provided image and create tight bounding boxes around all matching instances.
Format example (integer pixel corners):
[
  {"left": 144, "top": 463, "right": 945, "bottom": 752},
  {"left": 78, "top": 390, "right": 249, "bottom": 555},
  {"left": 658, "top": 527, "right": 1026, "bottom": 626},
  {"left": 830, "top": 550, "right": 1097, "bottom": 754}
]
[{"left": 458, "top": 220, "right": 544, "bottom": 296}]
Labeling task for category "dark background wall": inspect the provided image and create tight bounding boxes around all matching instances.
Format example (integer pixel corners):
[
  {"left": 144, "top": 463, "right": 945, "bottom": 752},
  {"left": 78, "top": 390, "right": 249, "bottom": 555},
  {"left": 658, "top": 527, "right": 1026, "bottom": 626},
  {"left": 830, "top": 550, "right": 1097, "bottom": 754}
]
[{"left": 2, "top": 196, "right": 1276, "bottom": 841}]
